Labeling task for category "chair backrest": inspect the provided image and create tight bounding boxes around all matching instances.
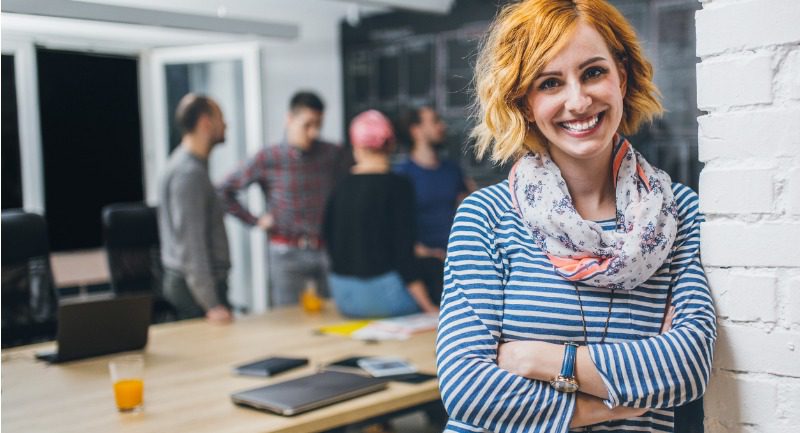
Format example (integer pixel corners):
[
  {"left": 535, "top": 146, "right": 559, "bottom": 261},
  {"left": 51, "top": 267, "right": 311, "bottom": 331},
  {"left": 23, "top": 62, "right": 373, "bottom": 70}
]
[
  {"left": 101, "top": 203, "right": 162, "bottom": 295},
  {"left": 1, "top": 210, "right": 58, "bottom": 347}
]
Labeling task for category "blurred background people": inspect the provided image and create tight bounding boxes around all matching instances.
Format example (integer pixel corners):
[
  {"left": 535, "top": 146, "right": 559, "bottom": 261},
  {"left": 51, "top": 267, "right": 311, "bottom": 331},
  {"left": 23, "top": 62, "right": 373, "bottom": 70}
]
[
  {"left": 158, "top": 93, "right": 233, "bottom": 324},
  {"left": 395, "top": 106, "right": 474, "bottom": 307},
  {"left": 218, "top": 91, "right": 343, "bottom": 307},
  {"left": 323, "top": 110, "right": 438, "bottom": 318}
]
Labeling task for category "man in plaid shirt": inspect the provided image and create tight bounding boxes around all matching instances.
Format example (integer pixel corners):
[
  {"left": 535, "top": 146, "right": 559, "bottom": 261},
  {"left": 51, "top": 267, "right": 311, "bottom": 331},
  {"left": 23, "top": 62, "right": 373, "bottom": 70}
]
[{"left": 218, "top": 92, "right": 346, "bottom": 307}]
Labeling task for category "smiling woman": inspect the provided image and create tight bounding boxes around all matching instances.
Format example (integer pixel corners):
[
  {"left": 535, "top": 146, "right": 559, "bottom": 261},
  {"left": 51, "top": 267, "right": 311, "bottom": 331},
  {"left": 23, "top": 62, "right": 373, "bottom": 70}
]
[{"left": 436, "top": 1, "right": 716, "bottom": 432}]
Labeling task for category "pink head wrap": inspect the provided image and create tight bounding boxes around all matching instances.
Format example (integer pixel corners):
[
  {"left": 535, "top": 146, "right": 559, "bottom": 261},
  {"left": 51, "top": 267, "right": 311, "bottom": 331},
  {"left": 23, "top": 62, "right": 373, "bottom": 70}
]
[{"left": 349, "top": 110, "right": 395, "bottom": 150}]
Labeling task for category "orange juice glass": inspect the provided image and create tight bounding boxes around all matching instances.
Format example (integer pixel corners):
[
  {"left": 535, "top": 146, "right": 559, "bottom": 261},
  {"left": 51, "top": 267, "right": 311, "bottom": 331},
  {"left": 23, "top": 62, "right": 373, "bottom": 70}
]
[
  {"left": 109, "top": 354, "right": 144, "bottom": 412},
  {"left": 301, "top": 280, "right": 324, "bottom": 313}
]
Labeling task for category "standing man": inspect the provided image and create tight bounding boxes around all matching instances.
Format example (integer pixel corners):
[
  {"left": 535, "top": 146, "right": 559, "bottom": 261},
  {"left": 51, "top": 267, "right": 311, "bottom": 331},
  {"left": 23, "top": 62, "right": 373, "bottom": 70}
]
[
  {"left": 158, "top": 93, "right": 232, "bottom": 324},
  {"left": 219, "top": 91, "right": 343, "bottom": 307},
  {"left": 395, "top": 106, "right": 475, "bottom": 306}
]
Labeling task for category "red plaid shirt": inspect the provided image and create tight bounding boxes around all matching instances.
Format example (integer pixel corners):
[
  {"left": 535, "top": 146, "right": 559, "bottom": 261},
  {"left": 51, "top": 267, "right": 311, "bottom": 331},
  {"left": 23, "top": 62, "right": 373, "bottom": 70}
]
[{"left": 218, "top": 140, "right": 344, "bottom": 239}]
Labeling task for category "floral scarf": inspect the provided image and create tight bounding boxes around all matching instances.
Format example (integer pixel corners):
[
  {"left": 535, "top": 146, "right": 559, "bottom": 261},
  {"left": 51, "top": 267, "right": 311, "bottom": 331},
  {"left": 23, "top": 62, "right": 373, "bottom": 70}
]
[{"left": 509, "top": 135, "right": 678, "bottom": 290}]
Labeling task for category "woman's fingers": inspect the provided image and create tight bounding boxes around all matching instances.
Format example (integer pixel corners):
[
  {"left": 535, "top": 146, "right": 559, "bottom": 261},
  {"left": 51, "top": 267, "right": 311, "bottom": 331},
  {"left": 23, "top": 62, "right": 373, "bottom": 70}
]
[{"left": 660, "top": 305, "right": 676, "bottom": 334}]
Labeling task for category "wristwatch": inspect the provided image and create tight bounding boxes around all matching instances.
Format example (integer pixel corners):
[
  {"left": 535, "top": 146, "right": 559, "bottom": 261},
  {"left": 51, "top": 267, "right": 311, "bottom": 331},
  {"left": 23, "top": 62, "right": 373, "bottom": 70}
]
[{"left": 550, "top": 342, "right": 579, "bottom": 393}]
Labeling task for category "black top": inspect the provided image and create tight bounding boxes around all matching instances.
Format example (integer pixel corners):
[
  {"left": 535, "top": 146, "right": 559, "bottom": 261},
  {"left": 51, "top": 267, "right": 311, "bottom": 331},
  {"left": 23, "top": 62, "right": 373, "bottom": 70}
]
[{"left": 323, "top": 173, "right": 419, "bottom": 283}]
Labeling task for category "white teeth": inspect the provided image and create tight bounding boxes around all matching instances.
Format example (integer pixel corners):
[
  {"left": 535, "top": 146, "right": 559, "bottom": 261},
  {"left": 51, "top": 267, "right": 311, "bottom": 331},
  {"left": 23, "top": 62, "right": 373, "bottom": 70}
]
[{"left": 561, "top": 114, "right": 599, "bottom": 132}]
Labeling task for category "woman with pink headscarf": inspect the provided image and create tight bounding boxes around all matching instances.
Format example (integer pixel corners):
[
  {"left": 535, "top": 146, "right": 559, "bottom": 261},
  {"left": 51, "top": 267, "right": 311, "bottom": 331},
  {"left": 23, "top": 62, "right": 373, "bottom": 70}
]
[{"left": 322, "top": 110, "right": 439, "bottom": 317}]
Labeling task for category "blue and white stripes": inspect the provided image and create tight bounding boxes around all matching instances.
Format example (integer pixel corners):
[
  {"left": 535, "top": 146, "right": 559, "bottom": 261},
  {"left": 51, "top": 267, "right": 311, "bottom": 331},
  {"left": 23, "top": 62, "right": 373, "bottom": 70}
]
[{"left": 436, "top": 181, "right": 716, "bottom": 433}]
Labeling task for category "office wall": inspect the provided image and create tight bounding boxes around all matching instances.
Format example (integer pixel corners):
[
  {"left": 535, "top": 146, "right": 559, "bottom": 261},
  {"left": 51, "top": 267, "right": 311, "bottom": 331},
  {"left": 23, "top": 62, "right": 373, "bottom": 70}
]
[
  {"left": 90, "top": 0, "right": 351, "bottom": 145},
  {"left": 695, "top": 0, "right": 800, "bottom": 431}
]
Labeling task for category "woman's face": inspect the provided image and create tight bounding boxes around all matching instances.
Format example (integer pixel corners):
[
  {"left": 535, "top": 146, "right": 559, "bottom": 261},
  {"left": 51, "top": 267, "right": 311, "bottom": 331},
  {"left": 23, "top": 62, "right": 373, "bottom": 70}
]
[{"left": 525, "top": 21, "right": 627, "bottom": 164}]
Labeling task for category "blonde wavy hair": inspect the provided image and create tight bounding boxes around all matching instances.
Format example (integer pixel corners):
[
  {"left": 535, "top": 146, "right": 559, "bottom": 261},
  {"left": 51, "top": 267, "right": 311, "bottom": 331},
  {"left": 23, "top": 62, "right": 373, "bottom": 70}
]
[{"left": 471, "top": 0, "right": 663, "bottom": 164}]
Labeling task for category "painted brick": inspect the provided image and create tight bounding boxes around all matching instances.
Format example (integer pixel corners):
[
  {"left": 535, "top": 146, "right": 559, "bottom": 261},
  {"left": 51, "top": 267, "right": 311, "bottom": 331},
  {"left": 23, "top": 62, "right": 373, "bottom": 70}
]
[
  {"left": 696, "top": 0, "right": 800, "bottom": 57},
  {"left": 714, "top": 324, "right": 800, "bottom": 376},
  {"left": 696, "top": 53, "right": 773, "bottom": 109},
  {"left": 705, "top": 372, "right": 778, "bottom": 425},
  {"left": 699, "top": 167, "right": 774, "bottom": 214},
  {"left": 777, "top": 379, "right": 800, "bottom": 426},
  {"left": 786, "top": 277, "right": 800, "bottom": 326},
  {"left": 708, "top": 269, "right": 777, "bottom": 322},
  {"left": 780, "top": 49, "right": 800, "bottom": 100},
  {"left": 788, "top": 167, "right": 800, "bottom": 216},
  {"left": 697, "top": 109, "right": 800, "bottom": 161},
  {"left": 701, "top": 222, "right": 800, "bottom": 267}
]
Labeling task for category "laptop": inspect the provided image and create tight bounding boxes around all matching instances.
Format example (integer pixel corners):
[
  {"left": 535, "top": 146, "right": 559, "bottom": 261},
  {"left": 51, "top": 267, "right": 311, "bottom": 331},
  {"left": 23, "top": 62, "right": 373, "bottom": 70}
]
[
  {"left": 231, "top": 370, "right": 388, "bottom": 416},
  {"left": 35, "top": 292, "right": 153, "bottom": 363}
]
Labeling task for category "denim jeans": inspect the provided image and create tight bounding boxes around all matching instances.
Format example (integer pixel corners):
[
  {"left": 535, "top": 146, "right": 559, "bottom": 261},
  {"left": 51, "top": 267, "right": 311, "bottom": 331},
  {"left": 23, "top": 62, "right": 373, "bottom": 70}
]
[
  {"left": 328, "top": 271, "right": 420, "bottom": 318},
  {"left": 268, "top": 243, "right": 329, "bottom": 308}
]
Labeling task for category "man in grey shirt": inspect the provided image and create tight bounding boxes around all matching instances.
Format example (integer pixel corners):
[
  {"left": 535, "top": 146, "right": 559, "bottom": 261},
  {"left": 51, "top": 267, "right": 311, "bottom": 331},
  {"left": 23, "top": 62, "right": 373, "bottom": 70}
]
[{"left": 158, "top": 94, "right": 232, "bottom": 324}]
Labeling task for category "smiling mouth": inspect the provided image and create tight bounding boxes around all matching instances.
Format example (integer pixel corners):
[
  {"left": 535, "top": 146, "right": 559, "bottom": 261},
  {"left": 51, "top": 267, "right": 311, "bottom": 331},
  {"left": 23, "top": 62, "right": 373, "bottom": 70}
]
[{"left": 559, "top": 112, "right": 605, "bottom": 133}]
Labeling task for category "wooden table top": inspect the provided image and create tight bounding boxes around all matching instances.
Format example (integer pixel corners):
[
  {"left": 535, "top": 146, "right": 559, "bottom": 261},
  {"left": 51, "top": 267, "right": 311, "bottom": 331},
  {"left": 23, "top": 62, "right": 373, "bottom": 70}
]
[{"left": 1, "top": 307, "right": 440, "bottom": 433}]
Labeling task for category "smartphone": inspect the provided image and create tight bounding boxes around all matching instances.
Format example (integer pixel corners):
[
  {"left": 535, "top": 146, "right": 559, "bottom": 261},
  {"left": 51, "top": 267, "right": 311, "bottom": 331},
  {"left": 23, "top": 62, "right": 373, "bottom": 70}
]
[
  {"left": 356, "top": 357, "right": 418, "bottom": 377},
  {"left": 233, "top": 356, "right": 308, "bottom": 377}
]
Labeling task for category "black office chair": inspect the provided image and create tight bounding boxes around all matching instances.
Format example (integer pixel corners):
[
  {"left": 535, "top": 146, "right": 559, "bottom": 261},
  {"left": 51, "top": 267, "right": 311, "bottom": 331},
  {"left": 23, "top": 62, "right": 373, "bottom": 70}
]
[
  {"left": 101, "top": 203, "right": 176, "bottom": 323},
  {"left": 1, "top": 210, "right": 58, "bottom": 347}
]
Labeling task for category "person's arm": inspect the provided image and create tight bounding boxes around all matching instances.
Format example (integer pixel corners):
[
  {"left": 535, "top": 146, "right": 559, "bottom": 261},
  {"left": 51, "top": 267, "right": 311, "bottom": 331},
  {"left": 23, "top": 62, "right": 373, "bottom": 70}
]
[
  {"left": 438, "top": 192, "right": 641, "bottom": 432},
  {"left": 217, "top": 150, "right": 269, "bottom": 227},
  {"left": 169, "top": 171, "right": 224, "bottom": 312},
  {"left": 454, "top": 164, "right": 477, "bottom": 204},
  {"left": 498, "top": 188, "right": 716, "bottom": 409},
  {"left": 587, "top": 191, "right": 715, "bottom": 409},
  {"left": 394, "top": 179, "right": 437, "bottom": 312}
]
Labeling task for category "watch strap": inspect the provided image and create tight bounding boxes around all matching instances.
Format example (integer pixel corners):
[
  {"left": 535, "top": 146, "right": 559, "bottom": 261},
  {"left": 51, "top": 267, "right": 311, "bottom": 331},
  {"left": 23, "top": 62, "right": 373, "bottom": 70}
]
[{"left": 559, "top": 342, "right": 578, "bottom": 378}]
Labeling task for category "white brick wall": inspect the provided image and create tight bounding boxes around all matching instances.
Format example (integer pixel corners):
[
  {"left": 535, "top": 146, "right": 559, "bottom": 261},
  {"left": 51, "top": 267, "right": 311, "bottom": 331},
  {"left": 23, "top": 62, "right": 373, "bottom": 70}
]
[{"left": 697, "top": 1, "right": 800, "bottom": 432}]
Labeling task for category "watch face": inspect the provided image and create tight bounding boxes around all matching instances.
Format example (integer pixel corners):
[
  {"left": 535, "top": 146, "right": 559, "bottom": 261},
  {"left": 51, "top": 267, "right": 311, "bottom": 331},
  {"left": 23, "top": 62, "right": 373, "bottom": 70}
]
[{"left": 550, "top": 378, "right": 579, "bottom": 393}]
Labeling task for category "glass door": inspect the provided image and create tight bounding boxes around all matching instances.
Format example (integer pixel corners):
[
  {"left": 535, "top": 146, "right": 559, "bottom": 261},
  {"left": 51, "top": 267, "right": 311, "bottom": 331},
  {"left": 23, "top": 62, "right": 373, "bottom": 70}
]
[{"left": 142, "top": 42, "right": 267, "bottom": 313}]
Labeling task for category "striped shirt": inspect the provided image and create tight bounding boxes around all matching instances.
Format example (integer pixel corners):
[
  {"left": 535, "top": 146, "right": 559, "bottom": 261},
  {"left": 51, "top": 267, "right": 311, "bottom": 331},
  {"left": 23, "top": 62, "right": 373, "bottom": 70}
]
[
  {"left": 218, "top": 140, "right": 343, "bottom": 239},
  {"left": 436, "top": 181, "right": 716, "bottom": 433}
]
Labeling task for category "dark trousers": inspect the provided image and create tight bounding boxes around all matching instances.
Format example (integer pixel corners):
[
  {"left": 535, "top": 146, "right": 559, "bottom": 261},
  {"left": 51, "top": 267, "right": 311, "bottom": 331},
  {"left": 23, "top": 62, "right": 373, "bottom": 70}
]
[
  {"left": 674, "top": 397, "right": 704, "bottom": 433},
  {"left": 417, "top": 257, "right": 444, "bottom": 307}
]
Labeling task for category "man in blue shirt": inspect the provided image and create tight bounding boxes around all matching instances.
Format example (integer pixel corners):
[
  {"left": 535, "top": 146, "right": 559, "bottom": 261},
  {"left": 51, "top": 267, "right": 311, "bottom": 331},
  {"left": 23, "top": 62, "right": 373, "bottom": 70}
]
[{"left": 395, "top": 106, "right": 474, "bottom": 307}]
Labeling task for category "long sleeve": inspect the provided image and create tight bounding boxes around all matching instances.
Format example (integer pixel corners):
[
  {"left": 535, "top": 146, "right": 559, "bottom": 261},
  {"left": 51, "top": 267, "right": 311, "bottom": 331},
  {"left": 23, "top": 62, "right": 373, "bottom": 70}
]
[
  {"left": 217, "top": 151, "right": 267, "bottom": 226},
  {"left": 393, "top": 179, "right": 420, "bottom": 284},
  {"left": 588, "top": 187, "right": 717, "bottom": 409},
  {"left": 168, "top": 171, "right": 222, "bottom": 310},
  {"left": 436, "top": 193, "right": 577, "bottom": 433}
]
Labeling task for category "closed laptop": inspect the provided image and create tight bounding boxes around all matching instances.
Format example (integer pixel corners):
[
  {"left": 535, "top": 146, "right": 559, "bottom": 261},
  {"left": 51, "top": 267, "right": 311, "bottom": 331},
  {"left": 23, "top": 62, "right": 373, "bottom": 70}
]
[
  {"left": 36, "top": 293, "right": 152, "bottom": 363},
  {"left": 231, "top": 370, "right": 387, "bottom": 416}
]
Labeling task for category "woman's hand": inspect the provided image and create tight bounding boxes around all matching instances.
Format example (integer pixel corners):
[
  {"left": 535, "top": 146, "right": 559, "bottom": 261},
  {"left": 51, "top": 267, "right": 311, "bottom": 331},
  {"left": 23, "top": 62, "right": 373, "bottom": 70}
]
[
  {"left": 661, "top": 305, "right": 676, "bottom": 334},
  {"left": 570, "top": 393, "right": 649, "bottom": 428},
  {"left": 406, "top": 280, "right": 439, "bottom": 314}
]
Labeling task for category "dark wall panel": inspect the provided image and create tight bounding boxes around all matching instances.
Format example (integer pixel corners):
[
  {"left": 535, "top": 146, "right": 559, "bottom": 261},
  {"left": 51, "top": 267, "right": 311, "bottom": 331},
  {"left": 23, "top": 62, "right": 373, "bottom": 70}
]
[
  {"left": 37, "top": 48, "right": 143, "bottom": 251},
  {"left": 2, "top": 54, "right": 24, "bottom": 210}
]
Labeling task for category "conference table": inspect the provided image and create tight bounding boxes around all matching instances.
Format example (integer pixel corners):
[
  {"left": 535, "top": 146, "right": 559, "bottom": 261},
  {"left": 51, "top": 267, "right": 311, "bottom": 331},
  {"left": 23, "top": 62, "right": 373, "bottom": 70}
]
[{"left": 1, "top": 306, "right": 440, "bottom": 433}]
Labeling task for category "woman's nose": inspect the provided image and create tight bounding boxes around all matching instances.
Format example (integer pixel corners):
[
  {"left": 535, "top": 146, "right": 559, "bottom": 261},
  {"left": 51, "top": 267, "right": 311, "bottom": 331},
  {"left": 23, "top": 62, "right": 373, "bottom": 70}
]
[{"left": 564, "top": 82, "right": 591, "bottom": 114}]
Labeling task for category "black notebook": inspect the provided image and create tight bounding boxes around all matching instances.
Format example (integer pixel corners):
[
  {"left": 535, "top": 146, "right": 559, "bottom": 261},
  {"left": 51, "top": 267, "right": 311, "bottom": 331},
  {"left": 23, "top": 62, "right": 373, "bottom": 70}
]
[
  {"left": 233, "top": 356, "right": 308, "bottom": 377},
  {"left": 231, "top": 370, "right": 388, "bottom": 416}
]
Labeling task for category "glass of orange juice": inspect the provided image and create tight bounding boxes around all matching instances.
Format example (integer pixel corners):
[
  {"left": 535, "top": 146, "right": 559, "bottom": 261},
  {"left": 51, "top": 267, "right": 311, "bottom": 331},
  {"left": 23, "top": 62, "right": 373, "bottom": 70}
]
[
  {"left": 108, "top": 354, "right": 145, "bottom": 412},
  {"left": 301, "top": 279, "right": 324, "bottom": 313}
]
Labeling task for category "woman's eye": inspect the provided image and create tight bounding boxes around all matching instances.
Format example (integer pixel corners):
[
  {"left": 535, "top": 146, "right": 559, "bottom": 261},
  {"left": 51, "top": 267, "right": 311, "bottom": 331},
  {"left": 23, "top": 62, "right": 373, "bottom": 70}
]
[
  {"left": 583, "top": 66, "right": 607, "bottom": 80},
  {"left": 538, "top": 78, "right": 560, "bottom": 91}
]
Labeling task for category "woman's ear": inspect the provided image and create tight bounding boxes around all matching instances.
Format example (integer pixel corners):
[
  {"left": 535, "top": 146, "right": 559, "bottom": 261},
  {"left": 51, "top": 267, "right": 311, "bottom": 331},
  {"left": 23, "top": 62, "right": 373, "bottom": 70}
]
[
  {"left": 520, "top": 97, "right": 536, "bottom": 124},
  {"left": 617, "top": 60, "right": 628, "bottom": 98}
]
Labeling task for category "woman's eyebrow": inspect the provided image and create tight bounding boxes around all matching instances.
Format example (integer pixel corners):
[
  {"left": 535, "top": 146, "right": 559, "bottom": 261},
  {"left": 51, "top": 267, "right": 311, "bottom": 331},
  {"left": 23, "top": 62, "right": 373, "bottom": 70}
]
[{"left": 536, "top": 56, "right": 608, "bottom": 78}]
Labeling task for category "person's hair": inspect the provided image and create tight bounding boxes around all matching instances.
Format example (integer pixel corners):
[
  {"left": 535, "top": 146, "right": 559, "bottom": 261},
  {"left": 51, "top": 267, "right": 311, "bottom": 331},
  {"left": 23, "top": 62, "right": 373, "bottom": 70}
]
[
  {"left": 397, "top": 106, "right": 426, "bottom": 147},
  {"left": 471, "top": 0, "right": 663, "bottom": 164},
  {"left": 175, "top": 93, "right": 215, "bottom": 134},
  {"left": 289, "top": 91, "right": 325, "bottom": 113},
  {"left": 349, "top": 109, "right": 395, "bottom": 152}
]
